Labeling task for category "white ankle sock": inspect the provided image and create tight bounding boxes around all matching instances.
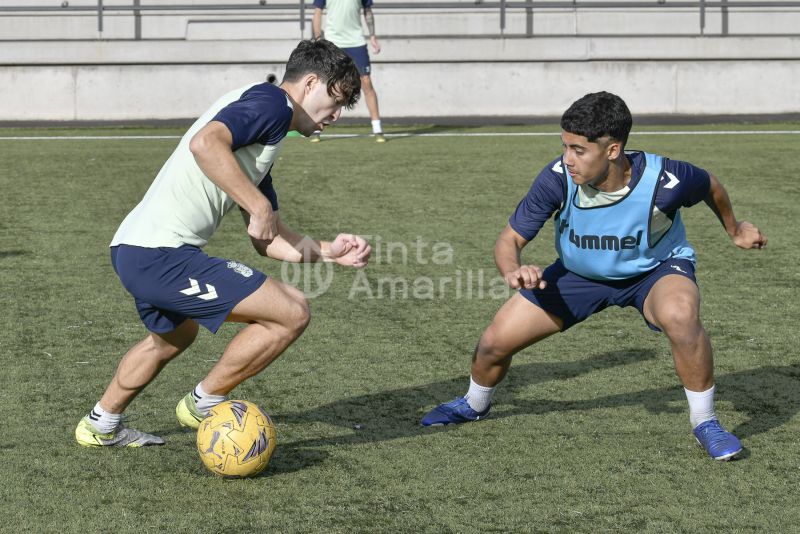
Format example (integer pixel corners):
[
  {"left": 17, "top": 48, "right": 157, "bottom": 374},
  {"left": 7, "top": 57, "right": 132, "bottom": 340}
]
[
  {"left": 685, "top": 385, "right": 717, "bottom": 428},
  {"left": 371, "top": 119, "right": 382, "bottom": 134},
  {"left": 88, "top": 402, "right": 122, "bottom": 434},
  {"left": 193, "top": 382, "right": 226, "bottom": 415},
  {"left": 464, "top": 376, "right": 495, "bottom": 412}
]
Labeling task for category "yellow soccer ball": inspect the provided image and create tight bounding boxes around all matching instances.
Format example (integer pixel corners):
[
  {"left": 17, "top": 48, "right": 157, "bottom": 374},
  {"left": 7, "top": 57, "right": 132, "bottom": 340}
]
[{"left": 196, "top": 400, "right": 277, "bottom": 478}]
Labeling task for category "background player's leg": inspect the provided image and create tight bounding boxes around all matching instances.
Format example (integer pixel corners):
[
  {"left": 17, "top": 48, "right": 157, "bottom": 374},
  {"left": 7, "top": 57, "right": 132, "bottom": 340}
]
[
  {"left": 642, "top": 275, "right": 712, "bottom": 392},
  {"left": 361, "top": 75, "right": 380, "bottom": 121},
  {"left": 200, "top": 278, "right": 310, "bottom": 395},
  {"left": 472, "top": 292, "right": 563, "bottom": 387},
  {"left": 360, "top": 74, "right": 382, "bottom": 138},
  {"left": 99, "top": 318, "right": 200, "bottom": 413}
]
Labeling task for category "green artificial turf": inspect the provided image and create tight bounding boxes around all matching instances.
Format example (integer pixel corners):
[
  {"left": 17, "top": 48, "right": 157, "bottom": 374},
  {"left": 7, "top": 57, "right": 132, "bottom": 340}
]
[{"left": 0, "top": 123, "right": 797, "bottom": 533}]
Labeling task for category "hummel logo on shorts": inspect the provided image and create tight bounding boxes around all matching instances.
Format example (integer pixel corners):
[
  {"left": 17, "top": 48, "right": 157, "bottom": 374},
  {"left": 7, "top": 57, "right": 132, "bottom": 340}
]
[{"left": 179, "top": 278, "right": 219, "bottom": 300}]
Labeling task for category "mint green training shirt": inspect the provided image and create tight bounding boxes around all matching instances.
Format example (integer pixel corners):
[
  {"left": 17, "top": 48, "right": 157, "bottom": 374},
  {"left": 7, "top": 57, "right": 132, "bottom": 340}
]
[{"left": 314, "top": 0, "right": 373, "bottom": 48}]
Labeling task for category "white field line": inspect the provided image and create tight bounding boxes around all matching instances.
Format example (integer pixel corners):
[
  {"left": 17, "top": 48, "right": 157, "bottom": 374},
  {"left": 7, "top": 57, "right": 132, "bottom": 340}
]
[
  {"left": 0, "top": 135, "right": 181, "bottom": 140},
  {"left": 0, "top": 130, "right": 799, "bottom": 141}
]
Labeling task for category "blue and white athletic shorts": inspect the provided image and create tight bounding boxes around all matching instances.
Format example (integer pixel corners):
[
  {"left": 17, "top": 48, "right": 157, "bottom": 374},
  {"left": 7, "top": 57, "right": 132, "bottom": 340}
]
[
  {"left": 520, "top": 258, "right": 697, "bottom": 332},
  {"left": 341, "top": 45, "right": 371, "bottom": 76},
  {"left": 111, "top": 244, "right": 268, "bottom": 334}
]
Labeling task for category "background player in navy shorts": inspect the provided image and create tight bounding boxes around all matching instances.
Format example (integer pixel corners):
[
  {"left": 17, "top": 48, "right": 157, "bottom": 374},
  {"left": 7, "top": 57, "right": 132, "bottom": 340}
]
[
  {"left": 422, "top": 92, "right": 767, "bottom": 461},
  {"left": 313, "top": 0, "right": 385, "bottom": 142},
  {"left": 75, "top": 40, "right": 372, "bottom": 448}
]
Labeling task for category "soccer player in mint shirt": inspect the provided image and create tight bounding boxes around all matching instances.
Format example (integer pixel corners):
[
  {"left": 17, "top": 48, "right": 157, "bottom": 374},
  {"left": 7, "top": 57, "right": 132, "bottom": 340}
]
[
  {"left": 312, "top": 0, "right": 385, "bottom": 142},
  {"left": 422, "top": 92, "right": 767, "bottom": 461},
  {"left": 75, "top": 40, "right": 372, "bottom": 448}
]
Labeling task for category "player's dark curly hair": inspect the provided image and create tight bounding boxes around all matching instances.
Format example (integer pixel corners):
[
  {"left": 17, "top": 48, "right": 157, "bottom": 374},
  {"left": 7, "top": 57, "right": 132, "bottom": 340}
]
[
  {"left": 560, "top": 91, "right": 632, "bottom": 147},
  {"left": 282, "top": 39, "right": 361, "bottom": 109}
]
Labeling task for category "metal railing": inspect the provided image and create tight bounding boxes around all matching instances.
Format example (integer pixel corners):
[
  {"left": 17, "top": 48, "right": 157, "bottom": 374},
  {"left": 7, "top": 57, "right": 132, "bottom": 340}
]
[{"left": 1, "top": 1, "right": 798, "bottom": 38}]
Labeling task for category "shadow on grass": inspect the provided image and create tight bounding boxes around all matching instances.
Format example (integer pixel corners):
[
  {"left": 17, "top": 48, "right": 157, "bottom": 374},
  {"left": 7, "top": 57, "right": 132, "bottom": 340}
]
[
  {"left": 269, "top": 357, "right": 800, "bottom": 474},
  {"left": 269, "top": 349, "right": 643, "bottom": 474},
  {"left": 0, "top": 250, "right": 31, "bottom": 258},
  {"left": 389, "top": 125, "right": 466, "bottom": 136}
]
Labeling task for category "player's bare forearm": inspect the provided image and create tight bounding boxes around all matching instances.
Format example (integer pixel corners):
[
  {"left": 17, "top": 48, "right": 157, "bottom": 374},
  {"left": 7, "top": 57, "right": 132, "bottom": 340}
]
[
  {"left": 495, "top": 224, "right": 530, "bottom": 276},
  {"left": 261, "top": 217, "right": 325, "bottom": 262},
  {"left": 704, "top": 173, "right": 768, "bottom": 249},
  {"left": 494, "top": 224, "right": 546, "bottom": 290},
  {"left": 364, "top": 8, "right": 375, "bottom": 37},
  {"left": 261, "top": 235, "right": 326, "bottom": 263},
  {"left": 364, "top": 9, "right": 380, "bottom": 52},
  {"left": 245, "top": 214, "right": 369, "bottom": 266},
  {"left": 494, "top": 232, "right": 522, "bottom": 277},
  {"left": 703, "top": 173, "right": 738, "bottom": 237},
  {"left": 312, "top": 8, "right": 323, "bottom": 39}
]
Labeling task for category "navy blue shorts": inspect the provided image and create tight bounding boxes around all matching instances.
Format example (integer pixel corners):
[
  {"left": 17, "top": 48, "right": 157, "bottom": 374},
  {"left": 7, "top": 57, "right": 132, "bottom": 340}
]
[
  {"left": 341, "top": 45, "right": 371, "bottom": 76},
  {"left": 111, "top": 245, "right": 268, "bottom": 334},
  {"left": 520, "top": 258, "right": 697, "bottom": 332}
]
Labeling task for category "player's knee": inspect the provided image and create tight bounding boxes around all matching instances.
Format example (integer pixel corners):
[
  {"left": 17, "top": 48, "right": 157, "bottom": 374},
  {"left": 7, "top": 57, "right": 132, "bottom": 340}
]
[
  {"left": 361, "top": 76, "right": 374, "bottom": 92},
  {"left": 294, "top": 298, "right": 311, "bottom": 335},
  {"left": 284, "top": 293, "right": 311, "bottom": 337},
  {"left": 658, "top": 297, "right": 700, "bottom": 336},
  {"left": 477, "top": 326, "right": 509, "bottom": 360}
]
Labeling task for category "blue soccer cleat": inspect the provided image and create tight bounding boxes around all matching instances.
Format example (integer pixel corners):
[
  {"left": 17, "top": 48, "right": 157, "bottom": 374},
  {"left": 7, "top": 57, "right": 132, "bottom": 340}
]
[
  {"left": 693, "top": 419, "right": 742, "bottom": 461},
  {"left": 421, "top": 396, "right": 490, "bottom": 426}
]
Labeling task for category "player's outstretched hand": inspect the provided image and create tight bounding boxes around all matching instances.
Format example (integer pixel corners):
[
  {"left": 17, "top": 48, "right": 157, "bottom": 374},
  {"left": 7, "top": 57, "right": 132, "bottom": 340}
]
[
  {"left": 503, "top": 265, "right": 546, "bottom": 290},
  {"left": 248, "top": 206, "right": 278, "bottom": 243},
  {"left": 330, "top": 234, "right": 371, "bottom": 268},
  {"left": 733, "top": 221, "right": 767, "bottom": 250}
]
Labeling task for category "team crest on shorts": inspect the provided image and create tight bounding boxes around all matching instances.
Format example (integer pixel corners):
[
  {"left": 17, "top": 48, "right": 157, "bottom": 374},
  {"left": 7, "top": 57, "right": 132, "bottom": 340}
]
[{"left": 226, "top": 261, "right": 254, "bottom": 278}]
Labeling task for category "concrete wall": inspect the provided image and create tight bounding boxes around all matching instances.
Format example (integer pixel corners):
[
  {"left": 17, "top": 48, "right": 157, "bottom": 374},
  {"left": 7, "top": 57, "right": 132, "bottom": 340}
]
[
  {"left": 2, "top": 1, "right": 800, "bottom": 39},
  {"left": 1, "top": 36, "right": 797, "bottom": 120}
]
